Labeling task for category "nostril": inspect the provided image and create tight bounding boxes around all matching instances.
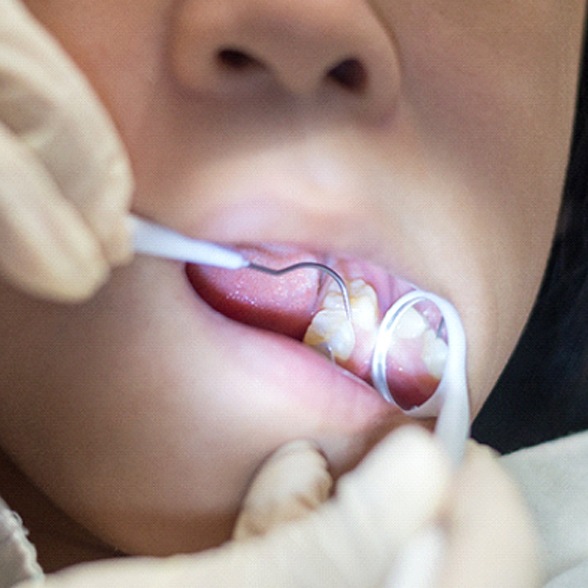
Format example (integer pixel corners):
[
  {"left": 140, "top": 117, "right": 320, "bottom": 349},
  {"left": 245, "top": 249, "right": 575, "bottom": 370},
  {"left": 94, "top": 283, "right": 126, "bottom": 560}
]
[
  {"left": 217, "top": 48, "right": 263, "bottom": 71},
  {"left": 327, "top": 58, "right": 367, "bottom": 93},
  {"left": 171, "top": 3, "right": 399, "bottom": 117},
  {"left": 217, "top": 49, "right": 368, "bottom": 93}
]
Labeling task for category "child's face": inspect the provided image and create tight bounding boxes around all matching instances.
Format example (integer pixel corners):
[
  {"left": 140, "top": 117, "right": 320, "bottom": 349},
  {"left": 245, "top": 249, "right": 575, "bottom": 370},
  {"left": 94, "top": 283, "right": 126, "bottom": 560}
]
[{"left": 2, "top": 0, "right": 585, "bottom": 557}]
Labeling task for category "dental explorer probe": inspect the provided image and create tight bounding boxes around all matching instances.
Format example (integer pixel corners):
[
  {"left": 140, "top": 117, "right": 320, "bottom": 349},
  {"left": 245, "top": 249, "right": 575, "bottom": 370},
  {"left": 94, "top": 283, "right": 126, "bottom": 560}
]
[{"left": 130, "top": 215, "right": 351, "bottom": 317}]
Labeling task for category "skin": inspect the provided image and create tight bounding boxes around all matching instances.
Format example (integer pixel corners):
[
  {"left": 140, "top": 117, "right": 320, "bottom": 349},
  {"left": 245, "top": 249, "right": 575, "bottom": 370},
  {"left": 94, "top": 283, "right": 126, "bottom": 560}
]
[{"left": 0, "top": 0, "right": 585, "bottom": 572}]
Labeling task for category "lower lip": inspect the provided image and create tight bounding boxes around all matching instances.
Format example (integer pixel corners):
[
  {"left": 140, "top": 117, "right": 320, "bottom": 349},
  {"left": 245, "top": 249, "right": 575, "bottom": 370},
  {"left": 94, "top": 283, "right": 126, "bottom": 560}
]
[{"left": 178, "top": 264, "right": 402, "bottom": 426}]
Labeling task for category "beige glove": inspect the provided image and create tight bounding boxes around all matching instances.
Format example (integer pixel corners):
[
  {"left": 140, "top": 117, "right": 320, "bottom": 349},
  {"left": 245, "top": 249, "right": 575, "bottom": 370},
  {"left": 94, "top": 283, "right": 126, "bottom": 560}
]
[
  {"left": 438, "top": 441, "right": 542, "bottom": 587},
  {"left": 236, "top": 436, "right": 542, "bottom": 588},
  {"left": 0, "top": 0, "right": 133, "bottom": 302},
  {"left": 15, "top": 428, "right": 540, "bottom": 587}
]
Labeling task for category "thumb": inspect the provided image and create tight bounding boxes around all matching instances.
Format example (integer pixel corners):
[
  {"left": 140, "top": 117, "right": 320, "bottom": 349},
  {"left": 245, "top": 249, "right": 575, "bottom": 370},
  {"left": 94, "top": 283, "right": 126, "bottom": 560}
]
[{"left": 233, "top": 440, "right": 333, "bottom": 540}]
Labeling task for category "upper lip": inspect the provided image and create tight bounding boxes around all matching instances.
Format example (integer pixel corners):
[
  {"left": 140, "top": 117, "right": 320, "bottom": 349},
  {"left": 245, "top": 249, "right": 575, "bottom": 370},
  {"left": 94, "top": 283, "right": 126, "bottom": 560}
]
[{"left": 163, "top": 188, "right": 397, "bottom": 271}]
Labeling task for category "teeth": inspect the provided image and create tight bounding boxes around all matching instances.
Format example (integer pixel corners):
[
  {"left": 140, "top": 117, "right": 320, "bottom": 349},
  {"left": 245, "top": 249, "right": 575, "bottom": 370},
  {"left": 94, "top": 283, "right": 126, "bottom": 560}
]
[
  {"left": 303, "top": 309, "right": 355, "bottom": 361},
  {"left": 391, "top": 307, "right": 448, "bottom": 379},
  {"left": 421, "top": 329, "right": 449, "bottom": 379},
  {"left": 303, "top": 278, "right": 378, "bottom": 362},
  {"left": 303, "top": 276, "right": 449, "bottom": 382},
  {"left": 395, "top": 307, "right": 428, "bottom": 339},
  {"left": 347, "top": 280, "right": 379, "bottom": 331}
]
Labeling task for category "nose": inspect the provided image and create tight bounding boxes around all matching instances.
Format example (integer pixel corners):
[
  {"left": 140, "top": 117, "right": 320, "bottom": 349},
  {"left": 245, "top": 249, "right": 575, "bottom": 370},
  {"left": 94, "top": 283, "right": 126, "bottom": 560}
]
[{"left": 170, "top": 0, "right": 400, "bottom": 120}]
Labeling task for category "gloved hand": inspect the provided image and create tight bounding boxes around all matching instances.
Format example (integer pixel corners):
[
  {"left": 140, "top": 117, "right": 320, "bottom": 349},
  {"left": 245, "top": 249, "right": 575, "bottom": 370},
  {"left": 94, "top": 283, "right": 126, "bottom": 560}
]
[
  {"left": 15, "top": 427, "right": 540, "bottom": 587},
  {"left": 438, "top": 440, "right": 542, "bottom": 587},
  {"left": 0, "top": 0, "right": 133, "bottom": 302},
  {"left": 236, "top": 434, "right": 542, "bottom": 588}
]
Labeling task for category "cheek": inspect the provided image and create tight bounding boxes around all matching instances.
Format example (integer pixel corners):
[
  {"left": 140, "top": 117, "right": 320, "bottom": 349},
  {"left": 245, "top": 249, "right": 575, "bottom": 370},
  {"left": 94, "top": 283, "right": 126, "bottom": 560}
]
[
  {"left": 373, "top": 153, "right": 562, "bottom": 418},
  {"left": 458, "top": 205, "right": 558, "bottom": 416},
  {"left": 0, "top": 277, "right": 246, "bottom": 553}
]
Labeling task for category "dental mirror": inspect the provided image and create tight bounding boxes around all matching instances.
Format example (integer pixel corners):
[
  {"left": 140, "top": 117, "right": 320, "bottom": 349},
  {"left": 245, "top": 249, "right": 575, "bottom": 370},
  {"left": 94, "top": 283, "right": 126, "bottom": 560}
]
[{"left": 371, "top": 290, "right": 469, "bottom": 463}]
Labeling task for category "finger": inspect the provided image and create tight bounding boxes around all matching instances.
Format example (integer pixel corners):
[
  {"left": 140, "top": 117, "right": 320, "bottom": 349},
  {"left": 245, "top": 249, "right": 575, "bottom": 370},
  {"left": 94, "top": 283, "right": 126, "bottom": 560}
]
[
  {"left": 0, "top": 0, "right": 133, "bottom": 264},
  {"left": 233, "top": 440, "right": 332, "bottom": 540},
  {"left": 0, "top": 123, "right": 109, "bottom": 301},
  {"left": 439, "top": 442, "right": 542, "bottom": 587}
]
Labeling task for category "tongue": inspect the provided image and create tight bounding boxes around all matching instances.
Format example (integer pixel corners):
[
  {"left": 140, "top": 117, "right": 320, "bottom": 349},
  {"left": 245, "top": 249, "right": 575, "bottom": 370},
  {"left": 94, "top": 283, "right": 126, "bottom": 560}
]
[{"left": 185, "top": 245, "right": 323, "bottom": 339}]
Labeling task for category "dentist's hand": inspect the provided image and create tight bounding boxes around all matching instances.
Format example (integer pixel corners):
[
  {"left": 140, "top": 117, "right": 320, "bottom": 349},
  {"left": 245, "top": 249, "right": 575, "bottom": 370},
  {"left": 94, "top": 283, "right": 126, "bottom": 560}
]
[
  {"left": 237, "top": 433, "right": 542, "bottom": 588},
  {"left": 437, "top": 440, "right": 541, "bottom": 587},
  {"left": 15, "top": 428, "right": 540, "bottom": 587},
  {"left": 0, "top": 0, "right": 133, "bottom": 302}
]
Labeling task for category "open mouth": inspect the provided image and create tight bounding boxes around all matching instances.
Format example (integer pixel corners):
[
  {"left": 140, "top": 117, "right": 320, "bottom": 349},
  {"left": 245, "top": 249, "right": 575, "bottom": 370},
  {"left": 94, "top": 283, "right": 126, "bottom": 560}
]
[{"left": 185, "top": 243, "right": 447, "bottom": 410}]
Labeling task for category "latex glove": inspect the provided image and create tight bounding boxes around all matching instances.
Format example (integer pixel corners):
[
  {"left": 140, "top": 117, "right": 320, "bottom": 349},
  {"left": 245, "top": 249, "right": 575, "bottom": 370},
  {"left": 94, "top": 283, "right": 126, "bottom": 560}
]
[
  {"left": 237, "top": 437, "right": 542, "bottom": 588},
  {"left": 16, "top": 427, "right": 451, "bottom": 587},
  {"left": 437, "top": 441, "right": 542, "bottom": 587},
  {"left": 0, "top": 0, "right": 133, "bottom": 302}
]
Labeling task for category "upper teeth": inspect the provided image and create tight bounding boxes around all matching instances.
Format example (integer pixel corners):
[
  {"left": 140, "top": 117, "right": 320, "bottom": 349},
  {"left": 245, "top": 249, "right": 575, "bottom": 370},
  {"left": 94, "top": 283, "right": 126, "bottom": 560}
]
[
  {"left": 303, "top": 277, "right": 448, "bottom": 381},
  {"left": 346, "top": 280, "right": 379, "bottom": 331},
  {"left": 303, "top": 309, "right": 355, "bottom": 361},
  {"left": 394, "top": 307, "right": 428, "bottom": 339},
  {"left": 422, "top": 330, "right": 449, "bottom": 379},
  {"left": 393, "top": 307, "right": 449, "bottom": 377},
  {"left": 303, "top": 278, "right": 378, "bottom": 362}
]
